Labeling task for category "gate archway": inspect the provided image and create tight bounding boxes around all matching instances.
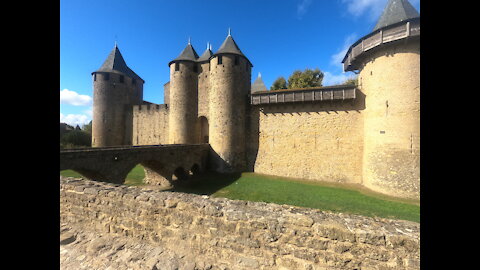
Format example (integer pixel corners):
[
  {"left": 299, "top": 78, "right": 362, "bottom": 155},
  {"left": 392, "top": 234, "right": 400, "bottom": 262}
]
[{"left": 196, "top": 116, "right": 209, "bottom": 144}]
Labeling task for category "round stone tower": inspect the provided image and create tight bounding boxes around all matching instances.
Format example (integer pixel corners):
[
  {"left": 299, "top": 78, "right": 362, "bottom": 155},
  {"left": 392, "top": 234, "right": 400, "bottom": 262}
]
[
  {"left": 197, "top": 43, "right": 213, "bottom": 119},
  {"left": 167, "top": 41, "right": 199, "bottom": 144},
  {"left": 342, "top": 0, "right": 420, "bottom": 199},
  {"left": 91, "top": 44, "right": 144, "bottom": 147},
  {"left": 208, "top": 32, "right": 252, "bottom": 172}
]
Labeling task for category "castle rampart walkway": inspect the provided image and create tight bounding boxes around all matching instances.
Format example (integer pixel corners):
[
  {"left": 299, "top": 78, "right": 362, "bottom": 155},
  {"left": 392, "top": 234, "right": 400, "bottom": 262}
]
[
  {"left": 60, "top": 144, "right": 210, "bottom": 184},
  {"left": 250, "top": 85, "right": 357, "bottom": 105}
]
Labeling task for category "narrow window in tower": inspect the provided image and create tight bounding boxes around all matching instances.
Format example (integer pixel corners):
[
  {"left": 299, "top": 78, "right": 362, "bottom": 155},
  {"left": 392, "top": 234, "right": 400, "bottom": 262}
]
[
  {"left": 93, "top": 73, "right": 97, "bottom": 81},
  {"left": 119, "top": 75, "right": 124, "bottom": 83},
  {"left": 175, "top": 62, "right": 180, "bottom": 71},
  {"left": 132, "top": 79, "right": 136, "bottom": 85},
  {"left": 104, "top": 73, "right": 110, "bottom": 81},
  {"left": 193, "top": 64, "right": 198, "bottom": 73},
  {"left": 246, "top": 62, "right": 249, "bottom": 71},
  {"left": 218, "top": 55, "right": 222, "bottom": 65},
  {"left": 234, "top": 55, "right": 239, "bottom": 65}
]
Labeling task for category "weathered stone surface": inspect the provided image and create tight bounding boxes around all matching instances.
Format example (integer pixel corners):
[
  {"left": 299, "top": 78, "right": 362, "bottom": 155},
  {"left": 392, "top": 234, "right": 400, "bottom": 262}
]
[{"left": 60, "top": 177, "right": 420, "bottom": 269}]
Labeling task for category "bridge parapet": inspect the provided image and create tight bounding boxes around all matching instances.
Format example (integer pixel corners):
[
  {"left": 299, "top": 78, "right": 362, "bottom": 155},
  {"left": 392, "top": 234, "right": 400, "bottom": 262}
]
[{"left": 60, "top": 144, "right": 210, "bottom": 185}]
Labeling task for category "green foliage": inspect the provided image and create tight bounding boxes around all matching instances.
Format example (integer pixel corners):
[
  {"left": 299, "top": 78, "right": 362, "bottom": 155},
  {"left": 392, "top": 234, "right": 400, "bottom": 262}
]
[
  {"left": 60, "top": 130, "right": 91, "bottom": 148},
  {"left": 287, "top": 68, "right": 324, "bottom": 89},
  {"left": 270, "top": 76, "right": 287, "bottom": 90},
  {"left": 82, "top": 121, "right": 92, "bottom": 134},
  {"left": 342, "top": 77, "right": 358, "bottom": 86}
]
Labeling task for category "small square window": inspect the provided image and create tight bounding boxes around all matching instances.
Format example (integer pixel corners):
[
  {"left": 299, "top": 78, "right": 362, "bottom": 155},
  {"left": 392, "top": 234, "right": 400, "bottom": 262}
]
[
  {"left": 234, "top": 56, "right": 239, "bottom": 65},
  {"left": 218, "top": 55, "right": 222, "bottom": 65},
  {"left": 193, "top": 64, "right": 198, "bottom": 73},
  {"left": 175, "top": 62, "right": 180, "bottom": 71}
]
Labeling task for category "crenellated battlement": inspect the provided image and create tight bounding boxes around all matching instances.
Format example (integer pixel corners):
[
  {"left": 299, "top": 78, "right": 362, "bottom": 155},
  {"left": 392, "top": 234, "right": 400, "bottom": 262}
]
[{"left": 133, "top": 103, "right": 168, "bottom": 113}]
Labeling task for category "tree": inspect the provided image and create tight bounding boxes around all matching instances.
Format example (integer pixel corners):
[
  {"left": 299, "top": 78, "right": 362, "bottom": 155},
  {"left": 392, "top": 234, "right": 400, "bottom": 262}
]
[
  {"left": 60, "top": 130, "right": 91, "bottom": 148},
  {"left": 82, "top": 120, "right": 92, "bottom": 135},
  {"left": 270, "top": 76, "right": 287, "bottom": 90},
  {"left": 287, "top": 68, "right": 324, "bottom": 89},
  {"left": 342, "top": 77, "right": 358, "bottom": 86}
]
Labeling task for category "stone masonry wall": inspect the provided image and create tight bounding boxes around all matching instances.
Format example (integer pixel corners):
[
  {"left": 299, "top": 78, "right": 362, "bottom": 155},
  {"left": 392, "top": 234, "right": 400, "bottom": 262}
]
[
  {"left": 132, "top": 104, "right": 169, "bottom": 145},
  {"left": 359, "top": 41, "right": 420, "bottom": 200},
  {"left": 60, "top": 177, "right": 419, "bottom": 269},
  {"left": 252, "top": 97, "right": 365, "bottom": 184}
]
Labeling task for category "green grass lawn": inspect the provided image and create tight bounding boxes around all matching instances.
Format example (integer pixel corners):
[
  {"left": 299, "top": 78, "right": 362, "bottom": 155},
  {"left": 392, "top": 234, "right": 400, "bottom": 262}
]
[
  {"left": 60, "top": 165, "right": 419, "bottom": 223},
  {"left": 60, "top": 164, "right": 146, "bottom": 186}
]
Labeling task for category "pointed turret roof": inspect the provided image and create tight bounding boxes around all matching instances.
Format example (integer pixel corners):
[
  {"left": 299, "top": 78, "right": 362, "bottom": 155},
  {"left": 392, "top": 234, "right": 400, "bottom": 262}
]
[
  {"left": 168, "top": 43, "right": 199, "bottom": 66},
  {"left": 251, "top": 72, "right": 267, "bottom": 93},
  {"left": 197, "top": 43, "right": 213, "bottom": 63},
  {"left": 373, "top": 0, "right": 419, "bottom": 31},
  {"left": 213, "top": 32, "right": 252, "bottom": 66},
  {"left": 93, "top": 44, "right": 144, "bottom": 82}
]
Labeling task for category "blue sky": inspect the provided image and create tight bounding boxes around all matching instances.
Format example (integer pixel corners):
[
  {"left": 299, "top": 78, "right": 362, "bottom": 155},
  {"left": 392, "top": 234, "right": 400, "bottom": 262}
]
[{"left": 60, "top": 0, "right": 420, "bottom": 127}]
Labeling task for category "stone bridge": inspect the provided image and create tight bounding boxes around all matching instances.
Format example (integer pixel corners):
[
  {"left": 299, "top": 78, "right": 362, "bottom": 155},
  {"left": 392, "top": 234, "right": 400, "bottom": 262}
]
[{"left": 60, "top": 144, "right": 210, "bottom": 185}]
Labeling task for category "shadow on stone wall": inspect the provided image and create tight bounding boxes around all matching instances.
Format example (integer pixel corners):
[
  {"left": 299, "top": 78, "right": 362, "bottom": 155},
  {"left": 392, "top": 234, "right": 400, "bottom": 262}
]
[{"left": 246, "top": 105, "right": 260, "bottom": 172}]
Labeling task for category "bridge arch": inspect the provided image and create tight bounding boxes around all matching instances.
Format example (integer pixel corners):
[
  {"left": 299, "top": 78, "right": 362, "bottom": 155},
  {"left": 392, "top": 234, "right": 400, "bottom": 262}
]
[
  {"left": 60, "top": 144, "right": 209, "bottom": 186},
  {"left": 172, "top": 167, "right": 189, "bottom": 182},
  {"left": 190, "top": 163, "right": 201, "bottom": 176}
]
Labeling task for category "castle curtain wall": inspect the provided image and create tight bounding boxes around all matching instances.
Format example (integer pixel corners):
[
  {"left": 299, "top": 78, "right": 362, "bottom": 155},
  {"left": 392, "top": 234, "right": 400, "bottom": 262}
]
[
  {"left": 250, "top": 98, "right": 364, "bottom": 184},
  {"left": 132, "top": 105, "right": 169, "bottom": 145}
]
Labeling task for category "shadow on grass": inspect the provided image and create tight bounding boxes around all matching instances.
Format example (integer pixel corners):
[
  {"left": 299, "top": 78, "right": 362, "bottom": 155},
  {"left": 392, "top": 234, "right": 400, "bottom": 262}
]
[{"left": 165, "top": 171, "right": 241, "bottom": 196}]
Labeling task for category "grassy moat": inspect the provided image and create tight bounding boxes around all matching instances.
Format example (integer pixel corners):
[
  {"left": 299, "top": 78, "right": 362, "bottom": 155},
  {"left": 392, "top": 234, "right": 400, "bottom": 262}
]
[{"left": 60, "top": 165, "right": 420, "bottom": 223}]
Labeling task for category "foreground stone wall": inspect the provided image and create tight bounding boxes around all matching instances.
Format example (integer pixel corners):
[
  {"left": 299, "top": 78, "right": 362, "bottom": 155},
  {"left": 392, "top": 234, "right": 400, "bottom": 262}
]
[{"left": 60, "top": 177, "right": 419, "bottom": 269}]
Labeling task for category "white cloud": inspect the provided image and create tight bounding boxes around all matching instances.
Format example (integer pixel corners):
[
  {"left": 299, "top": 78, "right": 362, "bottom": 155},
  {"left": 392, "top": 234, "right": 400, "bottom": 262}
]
[
  {"left": 342, "top": 0, "right": 420, "bottom": 20},
  {"left": 297, "top": 0, "right": 313, "bottom": 19},
  {"left": 83, "top": 107, "right": 93, "bottom": 117},
  {"left": 341, "top": 0, "right": 387, "bottom": 21},
  {"left": 60, "top": 113, "right": 91, "bottom": 127},
  {"left": 323, "top": 71, "right": 356, "bottom": 86},
  {"left": 60, "top": 89, "right": 92, "bottom": 106},
  {"left": 330, "top": 33, "right": 358, "bottom": 68}
]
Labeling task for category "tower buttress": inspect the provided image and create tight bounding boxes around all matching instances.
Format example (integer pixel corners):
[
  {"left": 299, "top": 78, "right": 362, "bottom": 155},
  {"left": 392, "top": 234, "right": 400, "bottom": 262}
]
[
  {"left": 91, "top": 44, "right": 144, "bottom": 147},
  {"left": 168, "top": 42, "right": 199, "bottom": 144},
  {"left": 208, "top": 32, "right": 252, "bottom": 172},
  {"left": 342, "top": 0, "right": 420, "bottom": 199}
]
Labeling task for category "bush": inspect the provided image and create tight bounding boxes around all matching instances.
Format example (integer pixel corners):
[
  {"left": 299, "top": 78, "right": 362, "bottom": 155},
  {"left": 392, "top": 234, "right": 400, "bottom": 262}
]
[{"left": 60, "top": 130, "right": 91, "bottom": 148}]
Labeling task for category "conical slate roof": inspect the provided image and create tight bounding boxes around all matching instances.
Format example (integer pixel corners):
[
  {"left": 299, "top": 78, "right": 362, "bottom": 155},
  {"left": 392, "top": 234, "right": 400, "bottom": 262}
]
[
  {"left": 251, "top": 72, "right": 267, "bottom": 93},
  {"left": 373, "top": 0, "right": 419, "bottom": 31},
  {"left": 197, "top": 44, "right": 213, "bottom": 63},
  {"left": 168, "top": 43, "right": 199, "bottom": 66},
  {"left": 213, "top": 34, "right": 252, "bottom": 66},
  {"left": 94, "top": 44, "right": 144, "bottom": 82}
]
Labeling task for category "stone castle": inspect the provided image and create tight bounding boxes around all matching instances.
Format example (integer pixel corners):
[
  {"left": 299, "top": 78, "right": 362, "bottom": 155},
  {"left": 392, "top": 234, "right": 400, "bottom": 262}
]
[{"left": 90, "top": 0, "right": 420, "bottom": 200}]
